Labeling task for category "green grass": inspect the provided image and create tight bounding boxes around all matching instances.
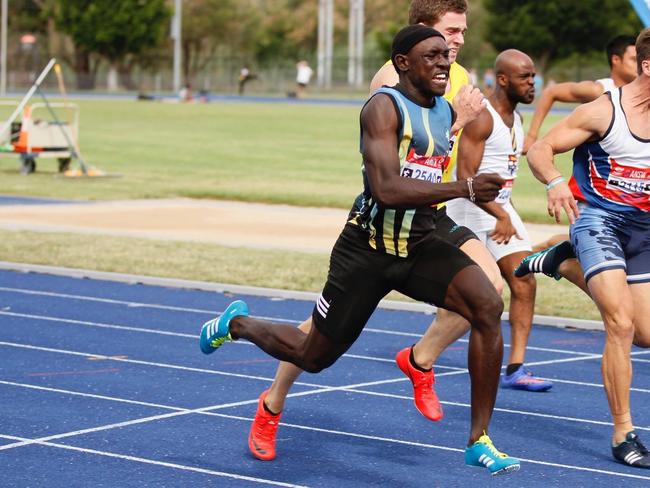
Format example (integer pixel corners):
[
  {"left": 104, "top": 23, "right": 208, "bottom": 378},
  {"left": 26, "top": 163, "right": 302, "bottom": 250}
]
[
  {"left": 0, "top": 229, "right": 599, "bottom": 321},
  {"left": 0, "top": 98, "right": 572, "bottom": 223},
  {"left": 0, "top": 97, "right": 594, "bottom": 319}
]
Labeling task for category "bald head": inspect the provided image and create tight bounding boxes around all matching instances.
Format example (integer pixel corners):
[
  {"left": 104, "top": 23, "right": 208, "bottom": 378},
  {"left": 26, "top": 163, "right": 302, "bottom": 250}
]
[
  {"left": 493, "top": 49, "right": 536, "bottom": 105},
  {"left": 495, "top": 49, "right": 534, "bottom": 77}
]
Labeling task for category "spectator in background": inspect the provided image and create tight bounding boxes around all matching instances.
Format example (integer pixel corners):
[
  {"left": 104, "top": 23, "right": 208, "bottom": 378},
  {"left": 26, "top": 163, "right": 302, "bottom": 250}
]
[
  {"left": 295, "top": 60, "right": 314, "bottom": 98},
  {"left": 238, "top": 66, "right": 256, "bottom": 95},
  {"left": 179, "top": 83, "right": 193, "bottom": 102},
  {"left": 483, "top": 68, "right": 495, "bottom": 95}
]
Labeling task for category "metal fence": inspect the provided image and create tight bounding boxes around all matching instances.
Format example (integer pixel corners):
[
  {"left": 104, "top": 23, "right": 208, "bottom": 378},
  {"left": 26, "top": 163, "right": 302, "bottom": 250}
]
[{"left": 2, "top": 55, "right": 612, "bottom": 98}]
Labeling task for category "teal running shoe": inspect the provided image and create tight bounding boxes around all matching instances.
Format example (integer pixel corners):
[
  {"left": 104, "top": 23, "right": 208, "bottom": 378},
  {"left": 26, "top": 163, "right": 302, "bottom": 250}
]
[
  {"left": 514, "top": 240, "right": 574, "bottom": 281},
  {"left": 199, "top": 300, "right": 249, "bottom": 354},
  {"left": 465, "top": 434, "right": 520, "bottom": 476}
]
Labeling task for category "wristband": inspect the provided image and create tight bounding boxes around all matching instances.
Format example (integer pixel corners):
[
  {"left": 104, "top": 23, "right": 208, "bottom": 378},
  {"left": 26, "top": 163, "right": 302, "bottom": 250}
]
[
  {"left": 546, "top": 176, "right": 565, "bottom": 191},
  {"left": 466, "top": 177, "right": 475, "bottom": 203}
]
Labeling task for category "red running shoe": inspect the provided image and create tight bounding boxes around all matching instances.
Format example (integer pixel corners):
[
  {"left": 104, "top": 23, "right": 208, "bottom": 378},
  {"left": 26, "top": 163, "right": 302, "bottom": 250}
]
[
  {"left": 248, "top": 390, "right": 282, "bottom": 461},
  {"left": 395, "top": 346, "right": 443, "bottom": 421}
]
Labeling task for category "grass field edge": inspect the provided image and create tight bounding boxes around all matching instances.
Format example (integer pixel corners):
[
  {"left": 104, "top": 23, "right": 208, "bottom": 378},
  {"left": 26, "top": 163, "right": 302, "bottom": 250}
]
[{"left": 0, "top": 260, "right": 604, "bottom": 332}]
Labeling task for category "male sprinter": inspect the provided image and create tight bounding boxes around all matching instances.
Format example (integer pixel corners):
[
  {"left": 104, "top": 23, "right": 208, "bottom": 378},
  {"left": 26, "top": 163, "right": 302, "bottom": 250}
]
[
  {"left": 246, "top": 0, "right": 509, "bottom": 464},
  {"left": 445, "top": 50, "right": 551, "bottom": 391},
  {"left": 515, "top": 35, "right": 638, "bottom": 291},
  {"left": 200, "top": 26, "right": 520, "bottom": 475},
  {"left": 526, "top": 29, "right": 650, "bottom": 468}
]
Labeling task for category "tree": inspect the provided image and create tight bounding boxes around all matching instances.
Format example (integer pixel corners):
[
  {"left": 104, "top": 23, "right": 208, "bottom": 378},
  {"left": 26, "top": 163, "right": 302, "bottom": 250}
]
[
  {"left": 483, "top": 0, "right": 643, "bottom": 77},
  {"left": 54, "top": 0, "right": 169, "bottom": 89}
]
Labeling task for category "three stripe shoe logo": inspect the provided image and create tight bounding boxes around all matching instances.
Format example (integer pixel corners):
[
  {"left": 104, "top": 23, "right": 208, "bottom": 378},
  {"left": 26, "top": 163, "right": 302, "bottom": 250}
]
[
  {"left": 478, "top": 454, "right": 495, "bottom": 468},
  {"left": 205, "top": 319, "right": 217, "bottom": 339},
  {"left": 624, "top": 450, "right": 643, "bottom": 465},
  {"left": 316, "top": 294, "right": 330, "bottom": 319}
]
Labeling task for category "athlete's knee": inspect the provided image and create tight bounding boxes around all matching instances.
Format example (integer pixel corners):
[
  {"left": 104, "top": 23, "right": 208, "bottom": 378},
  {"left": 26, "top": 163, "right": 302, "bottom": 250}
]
[
  {"left": 468, "top": 289, "right": 503, "bottom": 332},
  {"left": 509, "top": 274, "right": 536, "bottom": 300},
  {"left": 604, "top": 312, "right": 635, "bottom": 343},
  {"left": 299, "top": 354, "right": 336, "bottom": 373}
]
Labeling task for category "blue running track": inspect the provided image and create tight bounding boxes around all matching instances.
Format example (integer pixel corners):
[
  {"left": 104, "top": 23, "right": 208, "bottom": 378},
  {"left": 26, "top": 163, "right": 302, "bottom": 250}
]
[{"left": 1, "top": 267, "right": 649, "bottom": 487}]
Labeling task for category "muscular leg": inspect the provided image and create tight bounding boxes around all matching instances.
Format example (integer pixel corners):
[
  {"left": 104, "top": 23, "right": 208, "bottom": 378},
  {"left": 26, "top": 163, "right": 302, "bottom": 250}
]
[
  {"left": 557, "top": 258, "right": 590, "bottom": 295},
  {"left": 587, "top": 270, "right": 636, "bottom": 444},
  {"left": 265, "top": 319, "right": 312, "bottom": 412},
  {"left": 443, "top": 264, "right": 504, "bottom": 444},
  {"left": 265, "top": 239, "right": 502, "bottom": 414},
  {"left": 230, "top": 315, "right": 349, "bottom": 374},
  {"left": 498, "top": 251, "right": 536, "bottom": 365},
  {"left": 412, "top": 238, "right": 503, "bottom": 368}
]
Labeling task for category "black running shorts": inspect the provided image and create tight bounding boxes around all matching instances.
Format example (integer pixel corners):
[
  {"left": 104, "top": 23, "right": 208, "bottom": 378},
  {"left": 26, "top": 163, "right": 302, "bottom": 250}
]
[
  {"left": 434, "top": 208, "right": 477, "bottom": 249},
  {"left": 312, "top": 223, "right": 476, "bottom": 344}
]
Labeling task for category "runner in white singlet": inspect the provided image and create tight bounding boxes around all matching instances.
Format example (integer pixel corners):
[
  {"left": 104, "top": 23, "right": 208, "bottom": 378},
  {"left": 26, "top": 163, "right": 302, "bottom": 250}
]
[
  {"left": 447, "top": 49, "right": 552, "bottom": 392},
  {"left": 526, "top": 28, "right": 650, "bottom": 468}
]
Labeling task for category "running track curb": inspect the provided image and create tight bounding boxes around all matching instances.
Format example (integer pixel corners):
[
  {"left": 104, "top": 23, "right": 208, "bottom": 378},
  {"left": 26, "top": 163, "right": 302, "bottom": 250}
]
[{"left": 0, "top": 261, "right": 604, "bottom": 331}]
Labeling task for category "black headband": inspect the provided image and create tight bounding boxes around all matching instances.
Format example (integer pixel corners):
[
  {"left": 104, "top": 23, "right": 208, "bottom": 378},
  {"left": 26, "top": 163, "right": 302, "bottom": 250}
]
[{"left": 391, "top": 25, "right": 446, "bottom": 67}]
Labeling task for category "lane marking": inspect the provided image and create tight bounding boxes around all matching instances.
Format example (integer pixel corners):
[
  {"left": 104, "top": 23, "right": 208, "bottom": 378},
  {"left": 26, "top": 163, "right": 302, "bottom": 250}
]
[
  {"left": 2, "top": 338, "right": 650, "bottom": 437},
  {"left": 2, "top": 404, "right": 649, "bottom": 482},
  {"left": 0, "top": 308, "right": 602, "bottom": 359},
  {"left": 0, "top": 434, "right": 307, "bottom": 488},
  {"left": 4, "top": 379, "right": 646, "bottom": 434},
  {"left": 3, "top": 339, "right": 650, "bottom": 396}
]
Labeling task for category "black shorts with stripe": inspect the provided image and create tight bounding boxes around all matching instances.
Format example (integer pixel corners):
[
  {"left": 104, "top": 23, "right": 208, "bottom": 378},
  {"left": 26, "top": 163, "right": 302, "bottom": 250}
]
[{"left": 312, "top": 222, "right": 477, "bottom": 344}]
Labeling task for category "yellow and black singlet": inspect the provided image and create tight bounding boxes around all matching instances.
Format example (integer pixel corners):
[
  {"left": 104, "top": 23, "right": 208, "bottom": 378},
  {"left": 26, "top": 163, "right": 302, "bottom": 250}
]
[{"left": 349, "top": 86, "right": 454, "bottom": 257}]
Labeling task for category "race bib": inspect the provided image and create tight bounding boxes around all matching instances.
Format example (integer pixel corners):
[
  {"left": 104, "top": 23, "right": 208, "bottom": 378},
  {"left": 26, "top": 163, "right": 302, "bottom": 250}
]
[
  {"left": 401, "top": 150, "right": 448, "bottom": 183},
  {"left": 495, "top": 179, "right": 514, "bottom": 205},
  {"left": 507, "top": 154, "right": 518, "bottom": 177},
  {"left": 606, "top": 160, "right": 650, "bottom": 194}
]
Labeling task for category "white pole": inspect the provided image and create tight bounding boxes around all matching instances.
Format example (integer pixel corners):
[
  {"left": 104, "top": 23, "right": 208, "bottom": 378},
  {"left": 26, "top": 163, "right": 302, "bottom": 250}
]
[
  {"left": 1, "top": 0, "right": 7, "bottom": 97},
  {"left": 0, "top": 58, "right": 56, "bottom": 140},
  {"left": 355, "top": 0, "right": 364, "bottom": 88},
  {"left": 317, "top": 0, "right": 326, "bottom": 87},
  {"left": 172, "top": 0, "right": 182, "bottom": 94},
  {"left": 325, "top": 0, "right": 333, "bottom": 89},
  {"left": 347, "top": 0, "right": 356, "bottom": 86}
]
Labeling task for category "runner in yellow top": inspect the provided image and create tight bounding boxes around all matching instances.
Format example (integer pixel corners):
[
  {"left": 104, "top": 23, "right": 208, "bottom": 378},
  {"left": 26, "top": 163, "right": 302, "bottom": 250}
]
[
  {"left": 247, "top": 0, "right": 506, "bottom": 463},
  {"left": 369, "top": 5, "right": 470, "bottom": 184}
]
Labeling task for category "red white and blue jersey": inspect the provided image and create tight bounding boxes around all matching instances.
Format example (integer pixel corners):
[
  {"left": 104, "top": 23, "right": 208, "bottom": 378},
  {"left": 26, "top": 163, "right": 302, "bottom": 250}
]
[{"left": 570, "top": 87, "right": 650, "bottom": 213}]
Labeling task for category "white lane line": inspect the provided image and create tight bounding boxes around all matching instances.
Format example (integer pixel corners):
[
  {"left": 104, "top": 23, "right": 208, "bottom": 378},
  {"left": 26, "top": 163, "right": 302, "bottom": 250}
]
[
  {"left": 0, "top": 434, "right": 307, "bottom": 488},
  {"left": 0, "top": 286, "right": 299, "bottom": 323},
  {"left": 0, "top": 341, "right": 409, "bottom": 392},
  {"left": 5, "top": 378, "right": 648, "bottom": 435},
  {"left": 0, "top": 372, "right": 424, "bottom": 453},
  {"left": 0, "top": 311, "right": 552, "bottom": 373},
  {"left": 3, "top": 340, "right": 650, "bottom": 437},
  {"left": 3, "top": 338, "right": 650, "bottom": 398},
  {"left": 0, "top": 310, "right": 198, "bottom": 338},
  {"left": 0, "top": 288, "right": 600, "bottom": 357},
  {"left": 206, "top": 412, "right": 650, "bottom": 482},
  {"left": 2, "top": 387, "right": 650, "bottom": 482}
]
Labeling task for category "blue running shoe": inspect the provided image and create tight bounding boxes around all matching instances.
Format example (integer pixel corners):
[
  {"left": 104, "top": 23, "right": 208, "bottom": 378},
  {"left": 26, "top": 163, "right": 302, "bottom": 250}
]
[
  {"left": 199, "top": 300, "right": 249, "bottom": 354},
  {"left": 514, "top": 240, "right": 574, "bottom": 280},
  {"left": 465, "top": 434, "right": 520, "bottom": 476},
  {"left": 501, "top": 365, "right": 553, "bottom": 392}
]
